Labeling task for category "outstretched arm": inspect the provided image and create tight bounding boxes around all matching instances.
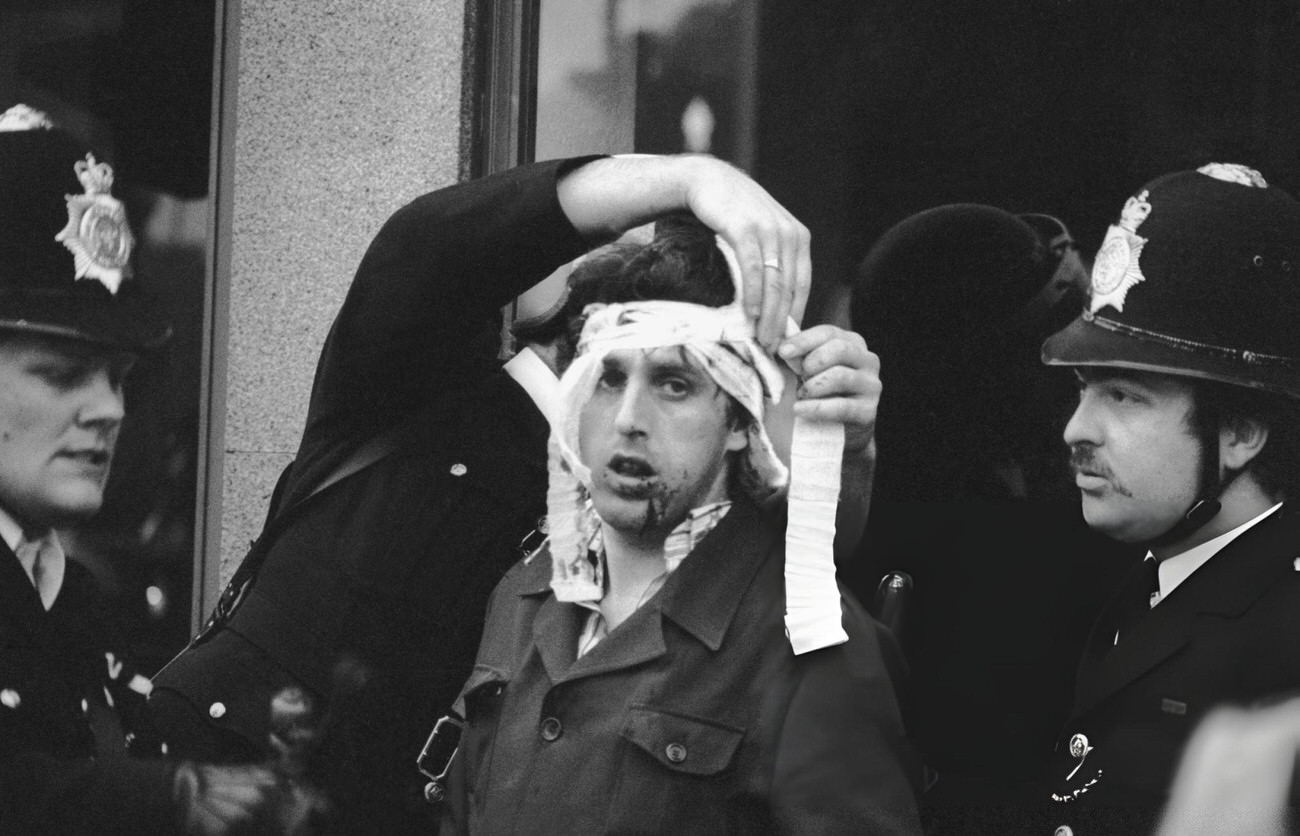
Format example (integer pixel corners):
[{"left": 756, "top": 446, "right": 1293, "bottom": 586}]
[{"left": 557, "top": 154, "right": 811, "bottom": 348}]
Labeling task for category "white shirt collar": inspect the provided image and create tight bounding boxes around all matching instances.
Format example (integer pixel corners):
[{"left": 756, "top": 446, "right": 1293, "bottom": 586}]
[
  {"left": 0, "top": 505, "right": 24, "bottom": 554},
  {"left": 0, "top": 504, "right": 66, "bottom": 610},
  {"left": 1151, "top": 502, "right": 1283, "bottom": 605},
  {"left": 503, "top": 346, "right": 560, "bottom": 426}
]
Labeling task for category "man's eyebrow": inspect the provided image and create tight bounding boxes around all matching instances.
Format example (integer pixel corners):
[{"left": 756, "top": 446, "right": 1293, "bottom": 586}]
[{"left": 645, "top": 348, "right": 707, "bottom": 376}]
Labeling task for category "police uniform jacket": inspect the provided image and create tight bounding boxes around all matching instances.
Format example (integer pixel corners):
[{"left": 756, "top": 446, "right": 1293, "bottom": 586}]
[
  {"left": 441, "top": 499, "right": 926, "bottom": 835},
  {"left": 1047, "top": 503, "right": 1300, "bottom": 832},
  {"left": 0, "top": 540, "right": 175, "bottom": 834},
  {"left": 148, "top": 158, "right": 598, "bottom": 833}
]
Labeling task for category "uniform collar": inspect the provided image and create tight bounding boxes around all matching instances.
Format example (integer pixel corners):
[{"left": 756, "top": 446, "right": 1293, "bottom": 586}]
[
  {"left": 0, "top": 505, "right": 23, "bottom": 553},
  {"left": 503, "top": 346, "right": 560, "bottom": 426},
  {"left": 1152, "top": 501, "right": 1282, "bottom": 603},
  {"left": 0, "top": 504, "right": 65, "bottom": 611}
]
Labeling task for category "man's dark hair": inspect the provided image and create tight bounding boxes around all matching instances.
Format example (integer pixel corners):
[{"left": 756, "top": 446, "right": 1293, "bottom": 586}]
[
  {"left": 1187, "top": 380, "right": 1300, "bottom": 503},
  {"left": 563, "top": 213, "right": 732, "bottom": 338}
]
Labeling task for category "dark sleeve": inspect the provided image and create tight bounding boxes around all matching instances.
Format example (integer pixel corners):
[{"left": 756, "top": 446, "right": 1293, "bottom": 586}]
[
  {"left": 0, "top": 752, "right": 178, "bottom": 835},
  {"left": 295, "top": 156, "right": 602, "bottom": 469},
  {"left": 770, "top": 598, "right": 925, "bottom": 836}
]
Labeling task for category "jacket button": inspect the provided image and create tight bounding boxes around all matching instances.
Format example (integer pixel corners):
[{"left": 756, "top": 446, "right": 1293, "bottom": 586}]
[
  {"left": 0, "top": 689, "right": 20, "bottom": 709},
  {"left": 209, "top": 701, "right": 227, "bottom": 720},
  {"left": 449, "top": 463, "right": 468, "bottom": 477},
  {"left": 539, "top": 716, "right": 562, "bottom": 742},
  {"left": 665, "top": 743, "right": 687, "bottom": 764},
  {"left": 1055, "top": 827, "right": 1074, "bottom": 836},
  {"left": 1068, "top": 733, "right": 1090, "bottom": 758}
]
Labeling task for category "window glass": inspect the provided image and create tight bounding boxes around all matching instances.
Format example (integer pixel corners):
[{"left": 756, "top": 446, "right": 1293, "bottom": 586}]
[
  {"left": 0, "top": 0, "right": 214, "bottom": 672},
  {"left": 535, "top": 0, "right": 1300, "bottom": 325}
]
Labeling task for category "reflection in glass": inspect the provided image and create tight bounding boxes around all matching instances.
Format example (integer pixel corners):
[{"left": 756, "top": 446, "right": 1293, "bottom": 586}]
[
  {"left": 536, "top": 0, "right": 757, "bottom": 166},
  {"left": 0, "top": 0, "right": 214, "bottom": 672}
]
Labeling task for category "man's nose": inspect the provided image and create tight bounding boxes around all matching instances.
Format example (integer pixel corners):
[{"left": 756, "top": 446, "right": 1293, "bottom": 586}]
[
  {"left": 612, "top": 379, "right": 650, "bottom": 436},
  {"left": 1062, "top": 397, "right": 1097, "bottom": 447},
  {"left": 77, "top": 368, "right": 125, "bottom": 428}
]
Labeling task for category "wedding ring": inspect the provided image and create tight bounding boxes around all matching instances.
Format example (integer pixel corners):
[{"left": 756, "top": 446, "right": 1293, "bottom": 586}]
[{"left": 762, "top": 258, "right": 782, "bottom": 271}]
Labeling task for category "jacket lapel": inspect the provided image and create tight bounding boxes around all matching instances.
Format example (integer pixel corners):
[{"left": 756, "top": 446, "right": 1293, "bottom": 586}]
[
  {"left": 528, "top": 499, "right": 774, "bottom": 686},
  {"left": 1072, "top": 504, "right": 1294, "bottom": 719}
]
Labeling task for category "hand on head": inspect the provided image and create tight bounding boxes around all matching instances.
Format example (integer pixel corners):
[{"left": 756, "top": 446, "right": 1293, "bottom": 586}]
[{"left": 677, "top": 157, "right": 811, "bottom": 346}]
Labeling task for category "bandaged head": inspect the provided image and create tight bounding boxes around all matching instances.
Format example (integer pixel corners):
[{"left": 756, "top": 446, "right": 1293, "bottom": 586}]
[{"left": 545, "top": 222, "right": 848, "bottom": 654}]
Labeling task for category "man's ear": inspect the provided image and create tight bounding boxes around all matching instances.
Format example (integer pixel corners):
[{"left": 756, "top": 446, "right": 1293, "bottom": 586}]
[{"left": 1221, "top": 415, "right": 1270, "bottom": 471}]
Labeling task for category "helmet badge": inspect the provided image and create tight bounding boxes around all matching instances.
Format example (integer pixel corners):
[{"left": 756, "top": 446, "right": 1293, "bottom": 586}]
[
  {"left": 1089, "top": 190, "right": 1151, "bottom": 315},
  {"left": 55, "top": 154, "right": 134, "bottom": 295}
]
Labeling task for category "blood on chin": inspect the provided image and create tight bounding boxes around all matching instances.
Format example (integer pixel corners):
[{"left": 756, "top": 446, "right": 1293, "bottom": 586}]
[{"left": 596, "top": 479, "right": 678, "bottom": 536}]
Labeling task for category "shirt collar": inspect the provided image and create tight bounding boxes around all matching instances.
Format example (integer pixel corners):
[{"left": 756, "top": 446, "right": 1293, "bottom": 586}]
[
  {"left": 0, "top": 505, "right": 23, "bottom": 554},
  {"left": 572, "top": 501, "right": 734, "bottom": 613},
  {"left": 503, "top": 346, "right": 560, "bottom": 426},
  {"left": 0, "top": 504, "right": 66, "bottom": 610},
  {"left": 1152, "top": 502, "right": 1283, "bottom": 603}
]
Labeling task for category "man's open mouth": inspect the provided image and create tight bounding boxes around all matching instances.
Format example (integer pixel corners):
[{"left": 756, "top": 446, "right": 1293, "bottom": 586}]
[{"left": 609, "top": 455, "right": 655, "bottom": 478}]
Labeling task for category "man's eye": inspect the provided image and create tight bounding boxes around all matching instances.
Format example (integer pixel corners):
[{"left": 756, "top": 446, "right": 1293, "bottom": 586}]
[
  {"left": 34, "top": 364, "right": 85, "bottom": 388},
  {"left": 597, "top": 370, "right": 625, "bottom": 390},
  {"left": 659, "top": 377, "right": 691, "bottom": 397}
]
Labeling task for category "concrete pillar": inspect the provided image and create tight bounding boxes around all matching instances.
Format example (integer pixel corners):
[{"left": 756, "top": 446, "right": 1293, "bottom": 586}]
[{"left": 203, "top": 0, "right": 470, "bottom": 612}]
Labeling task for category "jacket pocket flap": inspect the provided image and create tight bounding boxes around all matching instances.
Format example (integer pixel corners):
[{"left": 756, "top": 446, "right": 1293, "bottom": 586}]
[
  {"left": 620, "top": 705, "right": 744, "bottom": 776},
  {"left": 455, "top": 664, "right": 511, "bottom": 718}
]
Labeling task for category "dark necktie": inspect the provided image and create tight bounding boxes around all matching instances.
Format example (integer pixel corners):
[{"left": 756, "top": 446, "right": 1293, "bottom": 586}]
[{"left": 1113, "top": 556, "right": 1160, "bottom": 646}]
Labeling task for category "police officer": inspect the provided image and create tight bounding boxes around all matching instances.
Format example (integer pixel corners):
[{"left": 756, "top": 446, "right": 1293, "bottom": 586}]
[
  {"left": 0, "top": 104, "right": 299, "bottom": 836},
  {"left": 846, "top": 204, "right": 1138, "bottom": 816},
  {"left": 1041, "top": 163, "right": 1300, "bottom": 832}
]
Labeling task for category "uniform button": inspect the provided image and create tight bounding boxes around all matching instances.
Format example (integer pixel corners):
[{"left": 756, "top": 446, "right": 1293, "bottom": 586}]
[
  {"left": 1055, "top": 827, "right": 1074, "bottom": 836},
  {"left": 665, "top": 743, "right": 687, "bottom": 764},
  {"left": 449, "top": 463, "right": 468, "bottom": 477},
  {"left": 209, "top": 701, "right": 227, "bottom": 720},
  {"left": 539, "top": 716, "right": 562, "bottom": 741},
  {"left": 1068, "top": 733, "right": 1090, "bottom": 758},
  {"left": 0, "top": 689, "right": 20, "bottom": 709}
]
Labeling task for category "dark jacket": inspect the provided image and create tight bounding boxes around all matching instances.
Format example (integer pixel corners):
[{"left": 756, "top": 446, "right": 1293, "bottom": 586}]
[
  {"left": 442, "top": 500, "right": 926, "bottom": 835},
  {"left": 0, "top": 543, "right": 175, "bottom": 835},
  {"left": 147, "top": 158, "right": 597, "bottom": 834},
  {"left": 1046, "top": 503, "right": 1300, "bottom": 833}
]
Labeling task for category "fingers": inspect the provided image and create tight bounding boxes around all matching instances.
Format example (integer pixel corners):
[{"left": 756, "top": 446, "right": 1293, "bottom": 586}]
[
  {"left": 754, "top": 214, "right": 811, "bottom": 347},
  {"left": 780, "top": 325, "right": 877, "bottom": 384},
  {"left": 788, "top": 228, "right": 812, "bottom": 327},
  {"left": 782, "top": 325, "right": 880, "bottom": 453},
  {"left": 678, "top": 156, "right": 810, "bottom": 347}
]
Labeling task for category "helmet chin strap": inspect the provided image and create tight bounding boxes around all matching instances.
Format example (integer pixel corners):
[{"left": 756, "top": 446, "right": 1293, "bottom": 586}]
[
  {"left": 1147, "top": 405, "right": 1236, "bottom": 549},
  {"left": 1147, "top": 497, "right": 1222, "bottom": 549}
]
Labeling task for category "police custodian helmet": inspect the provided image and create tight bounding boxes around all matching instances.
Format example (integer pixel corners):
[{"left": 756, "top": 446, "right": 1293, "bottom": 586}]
[
  {"left": 1042, "top": 163, "right": 1300, "bottom": 399},
  {"left": 852, "top": 203, "right": 1088, "bottom": 361},
  {"left": 0, "top": 104, "right": 170, "bottom": 351}
]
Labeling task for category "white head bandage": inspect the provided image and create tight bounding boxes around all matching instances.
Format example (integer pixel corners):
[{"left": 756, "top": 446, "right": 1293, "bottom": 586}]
[{"left": 546, "top": 237, "right": 848, "bottom": 654}]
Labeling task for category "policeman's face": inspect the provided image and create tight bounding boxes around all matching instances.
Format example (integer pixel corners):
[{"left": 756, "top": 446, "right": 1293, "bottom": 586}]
[
  {"left": 0, "top": 334, "right": 135, "bottom": 529},
  {"left": 1063, "top": 368, "right": 1202, "bottom": 542},
  {"left": 579, "top": 346, "right": 748, "bottom": 540}
]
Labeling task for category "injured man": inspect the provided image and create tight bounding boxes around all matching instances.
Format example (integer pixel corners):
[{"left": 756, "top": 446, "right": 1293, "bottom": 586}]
[{"left": 439, "top": 215, "right": 926, "bottom": 836}]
